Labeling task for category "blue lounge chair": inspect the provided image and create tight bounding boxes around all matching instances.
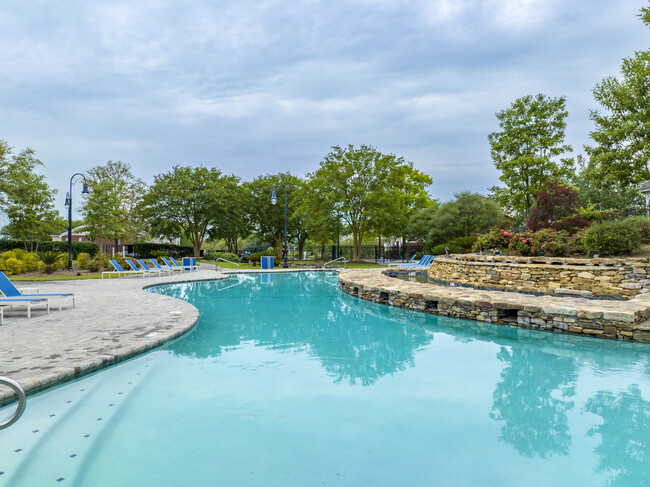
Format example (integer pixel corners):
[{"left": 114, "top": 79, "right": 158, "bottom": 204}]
[
  {"left": 388, "top": 254, "right": 416, "bottom": 266},
  {"left": 150, "top": 258, "right": 180, "bottom": 274},
  {"left": 103, "top": 260, "right": 145, "bottom": 278},
  {"left": 125, "top": 259, "right": 157, "bottom": 276},
  {"left": 0, "top": 271, "right": 74, "bottom": 310},
  {"left": 0, "top": 297, "right": 50, "bottom": 318},
  {"left": 399, "top": 255, "right": 430, "bottom": 267},
  {"left": 137, "top": 259, "right": 167, "bottom": 276},
  {"left": 170, "top": 256, "right": 198, "bottom": 271},
  {"left": 162, "top": 257, "right": 184, "bottom": 273}
]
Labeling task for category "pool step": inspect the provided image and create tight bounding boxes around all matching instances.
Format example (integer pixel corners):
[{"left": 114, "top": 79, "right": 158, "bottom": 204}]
[{"left": 0, "top": 357, "right": 157, "bottom": 487}]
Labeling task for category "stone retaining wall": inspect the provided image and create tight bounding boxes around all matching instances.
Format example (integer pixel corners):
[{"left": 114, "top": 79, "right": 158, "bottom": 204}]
[
  {"left": 338, "top": 269, "right": 650, "bottom": 343},
  {"left": 428, "top": 255, "right": 650, "bottom": 300}
]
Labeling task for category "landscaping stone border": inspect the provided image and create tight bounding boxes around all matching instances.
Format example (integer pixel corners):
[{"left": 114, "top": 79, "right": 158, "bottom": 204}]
[
  {"left": 428, "top": 254, "right": 650, "bottom": 300},
  {"left": 338, "top": 269, "right": 650, "bottom": 343}
]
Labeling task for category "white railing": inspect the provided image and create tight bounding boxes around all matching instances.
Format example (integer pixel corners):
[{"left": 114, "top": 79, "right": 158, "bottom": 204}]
[
  {"left": 323, "top": 257, "right": 347, "bottom": 269},
  {"left": 215, "top": 258, "right": 240, "bottom": 270},
  {"left": 0, "top": 377, "right": 26, "bottom": 430}
]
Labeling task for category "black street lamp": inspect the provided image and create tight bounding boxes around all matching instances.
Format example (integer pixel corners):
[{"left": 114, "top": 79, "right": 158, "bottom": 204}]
[
  {"left": 271, "top": 183, "right": 289, "bottom": 268},
  {"left": 64, "top": 173, "right": 89, "bottom": 270}
]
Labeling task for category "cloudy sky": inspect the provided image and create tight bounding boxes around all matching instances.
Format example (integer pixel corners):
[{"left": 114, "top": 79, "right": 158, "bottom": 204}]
[{"left": 0, "top": 0, "right": 648, "bottom": 216}]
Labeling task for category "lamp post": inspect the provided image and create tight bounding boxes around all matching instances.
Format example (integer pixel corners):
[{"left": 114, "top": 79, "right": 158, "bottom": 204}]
[
  {"left": 271, "top": 183, "right": 289, "bottom": 268},
  {"left": 64, "top": 173, "right": 89, "bottom": 270}
]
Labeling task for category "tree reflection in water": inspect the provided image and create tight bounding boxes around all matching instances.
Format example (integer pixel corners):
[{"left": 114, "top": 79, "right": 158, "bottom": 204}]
[
  {"left": 489, "top": 346, "right": 578, "bottom": 458},
  {"left": 160, "top": 272, "right": 435, "bottom": 386},
  {"left": 584, "top": 385, "right": 650, "bottom": 487}
]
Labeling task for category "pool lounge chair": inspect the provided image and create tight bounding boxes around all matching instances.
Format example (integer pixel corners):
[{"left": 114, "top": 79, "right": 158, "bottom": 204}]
[
  {"left": 170, "top": 256, "right": 198, "bottom": 271},
  {"left": 136, "top": 259, "right": 168, "bottom": 276},
  {"left": 103, "top": 260, "right": 145, "bottom": 278},
  {"left": 388, "top": 254, "right": 417, "bottom": 266},
  {"left": 0, "top": 297, "right": 50, "bottom": 319},
  {"left": 149, "top": 259, "right": 179, "bottom": 274},
  {"left": 0, "top": 271, "right": 75, "bottom": 310},
  {"left": 161, "top": 257, "right": 184, "bottom": 273},
  {"left": 397, "top": 255, "right": 431, "bottom": 268}
]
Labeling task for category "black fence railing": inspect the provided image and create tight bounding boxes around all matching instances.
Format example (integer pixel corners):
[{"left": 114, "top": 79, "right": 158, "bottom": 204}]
[{"left": 236, "top": 243, "right": 424, "bottom": 263}]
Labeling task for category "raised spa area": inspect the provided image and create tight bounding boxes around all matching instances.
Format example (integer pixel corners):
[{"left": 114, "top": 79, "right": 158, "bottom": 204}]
[{"left": 1, "top": 267, "right": 649, "bottom": 486}]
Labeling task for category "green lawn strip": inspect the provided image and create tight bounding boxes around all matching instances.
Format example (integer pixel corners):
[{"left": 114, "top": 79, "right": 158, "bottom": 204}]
[{"left": 11, "top": 273, "right": 103, "bottom": 281}]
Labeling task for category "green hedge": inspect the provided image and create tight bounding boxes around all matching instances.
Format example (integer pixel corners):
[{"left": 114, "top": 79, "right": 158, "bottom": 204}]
[
  {"left": 0, "top": 239, "right": 99, "bottom": 258},
  {"left": 133, "top": 242, "right": 194, "bottom": 258}
]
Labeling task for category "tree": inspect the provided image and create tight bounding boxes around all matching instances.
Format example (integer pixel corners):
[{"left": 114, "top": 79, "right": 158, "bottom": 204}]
[
  {"left": 0, "top": 141, "right": 60, "bottom": 249},
  {"left": 142, "top": 166, "right": 238, "bottom": 258},
  {"left": 572, "top": 155, "right": 643, "bottom": 210},
  {"left": 300, "top": 145, "right": 432, "bottom": 261},
  {"left": 526, "top": 180, "right": 590, "bottom": 233},
  {"left": 488, "top": 94, "right": 573, "bottom": 220},
  {"left": 246, "top": 173, "right": 303, "bottom": 261},
  {"left": 207, "top": 182, "right": 250, "bottom": 254},
  {"left": 82, "top": 161, "right": 147, "bottom": 249},
  {"left": 408, "top": 193, "right": 502, "bottom": 249},
  {"left": 584, "top": 5, "right": 650, "bottom": 188}
]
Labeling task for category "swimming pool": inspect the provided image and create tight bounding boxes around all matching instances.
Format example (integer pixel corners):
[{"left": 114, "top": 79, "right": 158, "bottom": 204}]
[{"left": 1, "top": 271, "right": 649, "bottom": 486}]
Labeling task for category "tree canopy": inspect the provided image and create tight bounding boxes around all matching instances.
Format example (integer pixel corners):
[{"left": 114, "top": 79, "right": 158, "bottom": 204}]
[
  {"left": 300, "top": 145, "right": 432, "bottom": 261},
  {"left": 585, "top": 5, "right": 650, "bottom": 188},
  {"left": 488, "top": 94, "right": 573, "bottom": 220},
  {"left": 82, "top": 161, "right": 146, "bottom": 247},
  {"left": 141, "top": 165, "right": 238, "bottom": 258}
]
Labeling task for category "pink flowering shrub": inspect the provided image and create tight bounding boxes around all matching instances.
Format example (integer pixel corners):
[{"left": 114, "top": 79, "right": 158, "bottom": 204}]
[{"left": 472, "top": 228, "right": 587, "bottom": 257}]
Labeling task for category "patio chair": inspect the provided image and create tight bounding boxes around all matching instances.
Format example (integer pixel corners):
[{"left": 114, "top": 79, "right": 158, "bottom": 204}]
[
  {"left": 162, "top": 257, "right": 184, "bottom": 273},
  {"left": 170, "top": 256, "right": 198, "bottom": 271},
  {"left": 0, "top": 271, "right": 75, "bottom": 311},
  {"left": 149, "top": 258, "right": 180, "bottom": 274},
  {"left": 103, "top": 260, "right": 145, "bottom": 278},
  {"left": 0, "top": 297, "right": 50, "bottom": 318},
  {"left": 136, "top": 259, "right": 168, "bottom": 276},
  {"left": 388, "top": 254, "right": 417, "bottom": 266},
  {"left": 398, "top": 255, "right": 431, "bottom": 267}
]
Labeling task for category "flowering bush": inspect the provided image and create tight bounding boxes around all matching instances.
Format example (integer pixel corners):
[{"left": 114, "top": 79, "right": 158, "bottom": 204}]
[
  {"left": 471, "top": 229, "right": 512, "bottom": 253},
  {"left": 472, "top": 228, "right": 587, "bottom": 257}
]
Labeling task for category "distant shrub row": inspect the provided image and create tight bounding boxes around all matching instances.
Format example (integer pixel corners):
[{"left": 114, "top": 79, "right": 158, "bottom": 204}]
[
  {"left": 133, "top": 242, "right": 194, "bottom": 258},
  {"left": 0, "top": 239, "right": 98, "bottom": 258}
]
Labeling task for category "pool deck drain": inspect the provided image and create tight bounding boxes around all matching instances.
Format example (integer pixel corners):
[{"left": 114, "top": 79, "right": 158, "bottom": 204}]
[{"left": 339, "top": 269, "right": 650, "bottom": 343}]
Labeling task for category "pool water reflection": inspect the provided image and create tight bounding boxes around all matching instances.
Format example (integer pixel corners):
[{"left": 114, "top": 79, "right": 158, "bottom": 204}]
[{"left": 1, "top": 272, "right": 649, "bottom": 486}]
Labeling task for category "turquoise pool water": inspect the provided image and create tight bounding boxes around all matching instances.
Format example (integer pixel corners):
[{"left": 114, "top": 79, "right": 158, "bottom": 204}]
[{"left": 1, "top": 271, "right": 650, "bottom": 486}]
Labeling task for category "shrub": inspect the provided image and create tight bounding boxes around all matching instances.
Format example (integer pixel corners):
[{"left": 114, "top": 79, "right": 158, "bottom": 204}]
[
  {"left": 247, "top": 250, "right": 274, "bottom": 263},
  {"left": 87, "top": 259, "right": 103, "bottom": 272},
  {"left": 452, "top": 235, "right": 478, "bottom": 251},
  {"left": 95, "top": 253, "right": 111, "bottom": 269},
  {"left": 204, "top": 251, "right": 240, "bottom": 263},
  {"left": 77, "top": 252, "right": 92, "bottom": 269},
  {"left": 623, "top": 216, "right": 650, "bottom": 244},
  {"left": 472, "top": 229, "right": 512, "bottom": 253},
  {"left": 431, "top": 243, "right": 462, "bottom": 255},
  {"left": 133, "top": 242, "right": 194, "bottom": 258},
  {"left": 0, "top": 250, "right": 41, "bottom": 275},
  {"left": 37, "top": 251, "right": 66, "bottom": 274},
  {"left": 150, "top": 250, "right": 169, "bottom": 259},
  {"left": 583, "top": 220, "right": 641, "bottom": 256}
]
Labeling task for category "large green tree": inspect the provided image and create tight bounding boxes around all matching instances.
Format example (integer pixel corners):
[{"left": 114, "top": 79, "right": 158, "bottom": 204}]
[
  {"left": 584, "top": 4, "right": 650, "bottom": 188},
  {"left": 488, "top": 94, "right": 573, "bottom": 220},
  {"left": 0, "top": 142, "right": 60, "bottom": 248},
  {"left": 82, "top": 161, "right": 147, "bottom": 248},
  {"left": 246, "top": 173, "right": 302, "bottom": 261},
  {"left": 300, "top": 145, "right": 432, "bottom": 261},
  {"left": 142, "top": 166, "right": 238, "bottom": 258},
  {"left": 0, "top": 141, "right": 61, "bottom": 250}
]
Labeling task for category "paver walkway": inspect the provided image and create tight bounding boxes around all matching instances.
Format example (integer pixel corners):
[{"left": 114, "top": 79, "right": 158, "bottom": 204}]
[{"left": 0, "top": 269, "right": 221, "bottom": 404}]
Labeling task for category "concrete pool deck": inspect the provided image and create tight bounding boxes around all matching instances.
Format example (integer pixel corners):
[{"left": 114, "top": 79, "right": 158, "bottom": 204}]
[{"left": 0, "top": 269, "right": 222, "bottom": 404}]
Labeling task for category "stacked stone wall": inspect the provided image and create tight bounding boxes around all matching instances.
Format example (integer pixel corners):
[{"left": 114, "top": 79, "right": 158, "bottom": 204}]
[{"left": 428, "top": 255, "right": 650, "bottom": 300}]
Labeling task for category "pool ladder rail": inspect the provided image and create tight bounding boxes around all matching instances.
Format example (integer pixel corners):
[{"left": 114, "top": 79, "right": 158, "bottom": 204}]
[
  {"left": 323, "top": 257, "right": 347, "bottom": 269},
  {"left": 215, "top": 257, "right": 240, "bottom": 271},
  {"left": 0, "top": 376, "right": 26, "bottom": 430}
]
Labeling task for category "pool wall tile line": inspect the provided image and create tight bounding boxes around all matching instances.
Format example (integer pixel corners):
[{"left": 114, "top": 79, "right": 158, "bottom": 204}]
[{"left": 339, "top": 269, "right": 650, "bottom": 343}]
